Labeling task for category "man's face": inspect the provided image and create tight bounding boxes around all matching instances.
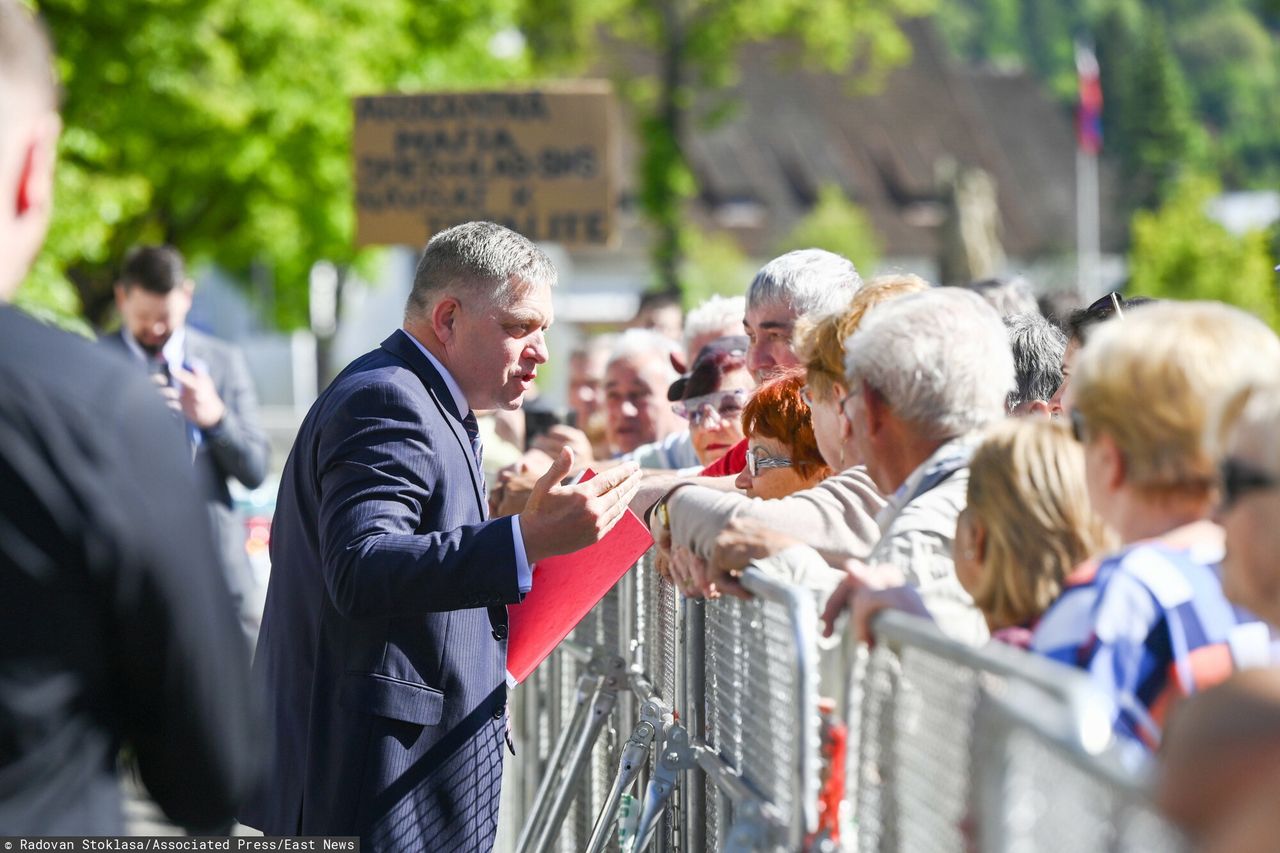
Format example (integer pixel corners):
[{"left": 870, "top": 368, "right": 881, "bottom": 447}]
[
  {"left": 603, "top": 354, "right": 684, "bottom": 454},
  {"left": 115, "top": 284, "right": 193, "bottom": 355},
  {"left": 568, "top": 349, "right": 608, "bottom": 427},
  {"left": 744, "top": 302, "right": 801, "bottom": 383},
  {"left": 449, "top": 280, "right": 553, "bottom": 411}
]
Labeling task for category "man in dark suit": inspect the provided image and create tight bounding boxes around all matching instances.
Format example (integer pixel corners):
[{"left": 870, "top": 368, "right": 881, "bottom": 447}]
[
  {"left": 101, "top": 245, "right": 270, "bottom": 635},
  {"left": 0, "top": 0, "right": 256, "bottom": 833},
  {"left": 242, "top": 221, "right": 641, "bottom": 850}
]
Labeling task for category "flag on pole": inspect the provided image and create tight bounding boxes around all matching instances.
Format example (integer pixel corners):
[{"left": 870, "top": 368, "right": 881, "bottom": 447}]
[{"left": 1076, "top": 41, "right": 1103, "bottom": 155}]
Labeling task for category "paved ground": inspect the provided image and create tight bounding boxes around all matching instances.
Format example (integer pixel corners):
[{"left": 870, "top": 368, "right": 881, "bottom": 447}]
[{"left": 123, "top": 776, "right": 261, "bottom": 837}]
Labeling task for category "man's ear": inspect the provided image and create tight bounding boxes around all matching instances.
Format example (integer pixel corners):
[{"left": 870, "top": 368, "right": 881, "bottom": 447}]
[
  {"left": 114, "top": 283, "right": 128, "bottom": 312},
  {"left": 1099, "top": 433, "right": 1127, "bottom": 491},
  {"left": 431, "top": 296, "right": 461, "bottom": 343},
  {"left": 862, "top": 381, "right": 887, "bottom": 437},
  {"left": 971, "top": 518, "right": 988, "bottom": 563},
  {"left": 15, "top": 114, "right": 60, "bottom": 218}
]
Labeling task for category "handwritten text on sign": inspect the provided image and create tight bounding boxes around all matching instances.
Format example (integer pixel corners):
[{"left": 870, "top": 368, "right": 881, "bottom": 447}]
[{"left": 354, "top": 85, "right": 617, "bottom": 248}]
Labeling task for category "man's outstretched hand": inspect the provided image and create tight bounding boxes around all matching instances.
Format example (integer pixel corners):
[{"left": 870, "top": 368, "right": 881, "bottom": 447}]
[{"left": 518, "top": 448, "right": 642, "bottom": 564}]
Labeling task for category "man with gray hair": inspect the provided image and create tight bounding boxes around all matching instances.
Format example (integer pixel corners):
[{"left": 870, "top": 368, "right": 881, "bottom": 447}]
[
  {"left": 605, "top": 328, "right": 693, "bottom": 467},
  {"left": 1004, "top": 312, "right": 1066, "bottom": 417},
  {"left": 816, "top": 287, "right": 1015, "bottom": 643},
  {"left": 744, "top": 248, "right": 862, "bottom": 381},
  {"left": 246, "top": 221, "right": 642, "bottom": 848}
]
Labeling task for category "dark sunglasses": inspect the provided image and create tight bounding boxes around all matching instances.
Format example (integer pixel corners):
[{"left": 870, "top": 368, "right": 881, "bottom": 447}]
[
  {"left": 1084, "top": 292, "right": 1126, "bottom": 321},
  {"left": 745, "top": 446, "right": 793, "bottom": 477},
  {"left": 1219, "top": 457, "right": 1279, "bottom": 510}
]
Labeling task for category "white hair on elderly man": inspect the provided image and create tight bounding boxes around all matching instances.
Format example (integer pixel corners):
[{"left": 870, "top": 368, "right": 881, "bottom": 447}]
[
  {"left": 684, "top": 294, "right": 746, "bottom": 352},
  {"left": 608, "top": 327, "right": 683, "bottom": 381},
  {"left": 747, "top": 249, "right": 862, "bottom": 317},
  {"left": 843, "top": 288, "right": 1015, "bottom": 439}
]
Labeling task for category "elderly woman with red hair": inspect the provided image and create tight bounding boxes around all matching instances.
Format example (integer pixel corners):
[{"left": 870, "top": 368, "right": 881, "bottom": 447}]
[{"left": 733, "top": 368, "right": 832, "bottom": 499}]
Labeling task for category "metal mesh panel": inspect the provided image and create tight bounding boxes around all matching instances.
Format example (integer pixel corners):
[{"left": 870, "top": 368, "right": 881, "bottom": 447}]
[
  {"left": 703, "top": 594, "right": 803, "bottom": 825},
  {"left": 989, "top": 718, "right": 1191, "bottom": 853},
  {"left": 852, "top": 616, "right": 1098, "bottom": 853}
]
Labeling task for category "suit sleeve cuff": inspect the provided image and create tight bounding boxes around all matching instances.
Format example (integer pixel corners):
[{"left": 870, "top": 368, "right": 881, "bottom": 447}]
[{"left": 511, "top": 515, "right": 533, "bottom": 594}]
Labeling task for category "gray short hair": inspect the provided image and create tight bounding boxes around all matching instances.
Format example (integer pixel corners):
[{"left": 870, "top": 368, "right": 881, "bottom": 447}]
[
  {"left": 1004, "top": 312, "right": 1067, "bottom": 411},
  {"left": 843, "top": 288, "right": 1014, "bottom": 440},
  {"left": 957, "top": 276, "right": 1039, "bottom": 318},
  {"left": 607, "top": 328, "right": 681, "bottom": 385},
  {"left": 746, "top": 249, "right": 862, "bottom": 317},
  {"left": 406, "top": 221, "right": 556, "bottom": 319}
]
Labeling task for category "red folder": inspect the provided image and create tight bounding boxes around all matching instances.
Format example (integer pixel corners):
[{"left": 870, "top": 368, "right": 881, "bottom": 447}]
[{"left": 505, "top": 470, "right": 654, "bottom": 686}]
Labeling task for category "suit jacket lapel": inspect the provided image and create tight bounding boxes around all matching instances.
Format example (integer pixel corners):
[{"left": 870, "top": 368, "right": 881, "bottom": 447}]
[{"left": 380, "top": 331, "right": 487, "bottom": 518}]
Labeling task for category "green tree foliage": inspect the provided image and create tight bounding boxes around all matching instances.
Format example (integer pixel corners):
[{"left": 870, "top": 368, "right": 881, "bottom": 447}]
[
  {"left": 1128, "top": 175, "right": 1279, "bottom": 329},
  {"left": 521, "top": 0, "right": 931, "bottom": 296},
  {"left": 774, "top": 185, "right": 882, "bottom": 274},
  {"left": 938, "top": 0, "right": 1280, "bottom": 199},
  {"left": 27, "top": 0, "right": 533, "bottom": 328},
  {"left": 1117, "top": 16, "right": 1203, "bottom": 210},
  {"left": 679, "top": 230, "right": 754, "bottom": 310}
]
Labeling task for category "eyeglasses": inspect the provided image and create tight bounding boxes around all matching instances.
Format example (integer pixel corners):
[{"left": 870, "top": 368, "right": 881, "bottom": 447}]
[
  {"left": 1069, "top": 407, "right": 1089, "bottom": 443},
  {"left": 1219, "top": 457, "right": 1279, "bottom": 510},
  {"left": 746, "top": 446, "right": 793, "bottom": 477},
  {"left": 672, "top": 388, "right": 749, "bottom": 427},
  {"left": 800, "top": 386, "right": 815, "bottom": 408}
]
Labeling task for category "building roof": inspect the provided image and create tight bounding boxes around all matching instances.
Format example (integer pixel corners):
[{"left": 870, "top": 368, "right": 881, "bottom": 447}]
[{"left": 596, "top": 20, "right": 1124, "bottom": 262}]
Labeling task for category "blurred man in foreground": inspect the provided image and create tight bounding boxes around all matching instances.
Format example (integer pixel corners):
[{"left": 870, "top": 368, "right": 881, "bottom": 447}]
[{"left": 0, "top": 0, "right": 256, "bottom": 832}]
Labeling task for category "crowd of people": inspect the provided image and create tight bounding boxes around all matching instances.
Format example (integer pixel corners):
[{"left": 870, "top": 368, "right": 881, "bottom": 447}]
[{"left": 7, "top": 1, "right": 1280, "bottom": 850}]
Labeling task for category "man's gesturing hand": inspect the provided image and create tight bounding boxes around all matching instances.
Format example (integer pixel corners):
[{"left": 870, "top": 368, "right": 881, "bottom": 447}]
[{"left": 518, "top": 448, "right": 642, "bottom": 564}]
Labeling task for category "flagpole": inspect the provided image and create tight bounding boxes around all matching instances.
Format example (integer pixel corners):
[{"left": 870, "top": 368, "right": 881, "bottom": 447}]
[
  {"left": 1077, "top": 147, "right": 1100, "bottom": 300},
  {"left": 1075, "top": 39, "right": 1104, "bottom": 301}
]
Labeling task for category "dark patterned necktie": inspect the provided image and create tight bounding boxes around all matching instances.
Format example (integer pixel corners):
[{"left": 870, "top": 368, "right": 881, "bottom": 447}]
[{"left": 461, "top": 410, "right": 487, "bottom": 499}]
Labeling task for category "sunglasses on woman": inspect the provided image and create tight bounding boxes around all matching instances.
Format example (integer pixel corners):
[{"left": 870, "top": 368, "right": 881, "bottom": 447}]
[
  {"left": 745, "top": 446, "right": 793, "bottom": 477},
  {"left": 671, "top": 388, "right": 749, "bottom": 427},
  {"left": 1219, "top": 457, "right": 1279, "bottom": 510}
]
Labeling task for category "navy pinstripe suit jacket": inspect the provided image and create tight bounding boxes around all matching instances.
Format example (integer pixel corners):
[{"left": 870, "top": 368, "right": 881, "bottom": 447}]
[{"left": 242, "top": 330, "right": 520, "bottom": 851}]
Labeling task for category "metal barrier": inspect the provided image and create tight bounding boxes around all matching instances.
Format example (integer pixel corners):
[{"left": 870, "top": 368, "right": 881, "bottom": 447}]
[
  {"left": 970, "top": 687, "right": 1191, "bottom": 853},
  {"left": 507, "top": 557, "right": 1190, "bottom": 853}
]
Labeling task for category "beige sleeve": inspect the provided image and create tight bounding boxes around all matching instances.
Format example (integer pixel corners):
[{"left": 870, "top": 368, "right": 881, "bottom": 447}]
[{"left": 667, "top": 467, "right": 886, "bottom": 563}]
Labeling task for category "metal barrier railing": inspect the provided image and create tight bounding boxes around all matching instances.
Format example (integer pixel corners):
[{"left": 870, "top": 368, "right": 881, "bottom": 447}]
[
  {"left": 849, "top": 611, "right": 1117, "bottom": 853},
  {"left": 970, "top": 686, "right": 1190, "bottom": 853},
  {"left": 507, "top": 555, "right": 1189, "bottom": 853}
]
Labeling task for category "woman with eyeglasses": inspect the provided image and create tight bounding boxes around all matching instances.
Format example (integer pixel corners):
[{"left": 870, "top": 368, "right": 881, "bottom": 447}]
[
  {"left": 671, "top": 336, "right": 754, "bottom": 468},
  {"left": 733, "top": 369, "right": 832, "bottom": 499},
  {"left": 1031, "top": 301, "right": 1280, "bottom": 752}
]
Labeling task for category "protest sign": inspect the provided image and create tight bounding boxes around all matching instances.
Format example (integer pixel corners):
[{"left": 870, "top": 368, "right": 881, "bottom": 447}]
[{"left": 354, "top": 82, "right": 617, "bottom": 247}]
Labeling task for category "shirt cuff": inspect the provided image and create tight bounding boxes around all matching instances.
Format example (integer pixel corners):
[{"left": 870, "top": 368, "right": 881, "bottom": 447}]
[{"left": 511, "top": 515, "right": 533, "bottom": 594}]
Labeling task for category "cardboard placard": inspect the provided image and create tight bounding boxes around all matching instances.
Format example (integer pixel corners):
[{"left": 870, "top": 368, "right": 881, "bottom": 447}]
[{"left": 353, "top": 83, "right": 618, "bottom": 248}]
